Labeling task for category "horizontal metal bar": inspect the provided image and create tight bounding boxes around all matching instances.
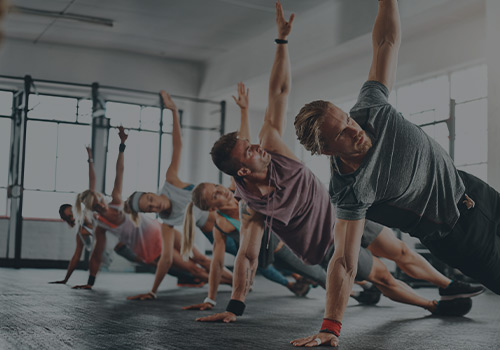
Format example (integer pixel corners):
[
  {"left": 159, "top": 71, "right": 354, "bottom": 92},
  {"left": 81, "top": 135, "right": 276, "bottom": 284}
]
[
  {"left": 454, "top": 96, "right": 487, "bottom": 106},
  {"left": 100, "top": 86, "right": 220, "bottom": 105},
  {"left": 12, "top": 6, "right": 114, "bottom": 27},
  {"left": 26, "top": 117, "right": 90, "bottom": 126},
  {"left": 418, "top": 119, "right": 449, "bottom": 128}
]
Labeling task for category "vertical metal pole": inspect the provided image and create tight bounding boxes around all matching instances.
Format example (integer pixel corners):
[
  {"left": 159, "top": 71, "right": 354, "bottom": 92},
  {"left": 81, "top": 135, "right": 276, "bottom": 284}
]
[
  {"left": 6, "top": 89, "right": 24, "bottom": 260},
  {"left": 448, "top": 99, "right": 456, "bottom": 161},
  {"left": 13, "top": 76, "right": 31, "bottom": 267},
  {"left": 218, "top": 100, "right": 226, "bottom": 184},
  {"left": 157, "top": 96, "right": 164, "bottom": 190}
]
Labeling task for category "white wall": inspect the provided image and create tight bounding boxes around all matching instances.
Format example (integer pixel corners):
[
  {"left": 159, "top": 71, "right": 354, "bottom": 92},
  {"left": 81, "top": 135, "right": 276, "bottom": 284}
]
[{"left": 0, "top": 38, "right": 203, "bottom": 101}]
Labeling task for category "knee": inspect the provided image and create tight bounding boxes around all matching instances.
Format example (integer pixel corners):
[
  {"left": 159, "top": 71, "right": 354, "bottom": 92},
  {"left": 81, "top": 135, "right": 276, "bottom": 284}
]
[
  {"left": 371, "top": 267, "right": 396, "bottom": 288},
  {"left": 393, "top": 242, "right": 412, "bottom": 263}
]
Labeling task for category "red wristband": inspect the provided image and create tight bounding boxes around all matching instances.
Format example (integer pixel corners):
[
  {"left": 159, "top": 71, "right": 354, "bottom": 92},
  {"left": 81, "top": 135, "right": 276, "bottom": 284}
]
[{"left": 320, "top": 318, "right": 341, "bottom": 337}]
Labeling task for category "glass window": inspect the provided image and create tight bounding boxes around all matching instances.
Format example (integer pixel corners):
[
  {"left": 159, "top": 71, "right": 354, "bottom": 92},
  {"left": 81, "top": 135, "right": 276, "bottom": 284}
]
[
  {"left": 454, "top": 99, "right": 487, "bottom": 166},
  {"left": 28, "top": 95, "right": 78, "bottom": 122},
  {"left": 106, "top": 128, "right": 160, "bottom": 197},
  {"left": 22, "top": 190, "right": 76, "bottom": 219},
  {"left": 55, "top": 124, "right": 92, "bottom": 192},
  {"left": 397, "top": 75, "right": 449, "bottom": 126},
  {"left": 0, "top": 91, "right": 12, "bottom": 116},
  {"left": 24, "top": 121, "right": 58, "bottom": 190},
  {"left": 0, "top": 188, "right": 7, "bottom": 217},
  {"left": 451, "top": 65, "right": 487, "bottom": 103},
  {"left": 77, "top": 99, "right": 93, "bottom": 124},
  {"left": 140, "top": 106, "right": 161, "bottom": 131},
  {"left": 106, "top": 102, "right": 140, "bottom": 129}
]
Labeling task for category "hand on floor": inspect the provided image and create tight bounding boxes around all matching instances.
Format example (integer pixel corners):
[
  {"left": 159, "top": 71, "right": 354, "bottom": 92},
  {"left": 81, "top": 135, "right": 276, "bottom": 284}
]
[
  {"left": 182, "top": 302, "right": 214, "bottom": 311},
  {"left": 196, "top": 311, "right": 236, "bottom": 323}
]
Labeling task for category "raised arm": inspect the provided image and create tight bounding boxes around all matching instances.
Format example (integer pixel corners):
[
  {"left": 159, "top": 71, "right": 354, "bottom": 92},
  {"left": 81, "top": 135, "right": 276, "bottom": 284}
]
[
  {"left": 161, "top": 91, "right": 184, "bottom": 184},
  {"left": 367, "top": 0, "right": 401, "bottom": 93},
  {"left": 196, "top": 201, "right": 265, "bottom": 323},
  {"left": 261, "top": 1, "right": 294, "bottom": 139},
  {"left": 86, "top": 146, "right": 96, "bottom": 192},
  {"left": 72, "top": 226, "right": 106, "bottom": 290},
  {"left": 110, "top": 126, "right": 128, "bottom": 204},
  {"left": 232, "top": 82, "right": 250, "bottom": 140},
  {"left": 291, "top": 218, "right": 365, "bottom": 347}
]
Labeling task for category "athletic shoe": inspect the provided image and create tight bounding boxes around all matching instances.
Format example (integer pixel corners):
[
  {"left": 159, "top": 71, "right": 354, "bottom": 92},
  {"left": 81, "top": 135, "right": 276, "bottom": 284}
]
[
  {"left": 439, "top": 281, "right": 485, "bottom": 300},
  {"left": 432, "top": 298, "right": 472, "bottom": 317},
  {"left": 288, "top": 280, "right": 311, "bottom": 297},
  {"left": 351, "top": 285, "right": 381, "bottom": 305}
]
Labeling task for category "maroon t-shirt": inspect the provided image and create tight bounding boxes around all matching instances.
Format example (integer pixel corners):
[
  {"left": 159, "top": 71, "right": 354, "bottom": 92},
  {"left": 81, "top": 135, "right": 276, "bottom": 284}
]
[{"left": 235, "top": 150, "right": 335, "bottom": 264}]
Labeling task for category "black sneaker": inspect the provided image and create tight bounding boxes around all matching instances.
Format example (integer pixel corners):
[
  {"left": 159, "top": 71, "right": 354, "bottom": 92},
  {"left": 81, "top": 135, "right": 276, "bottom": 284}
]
[
  {"left": 352, "top": 285, "right": 381, "bottom": 305},
  {"left": 288, "top": 280, "right": 311, "bottom": 297},
  {"left": 432, "top": 298, "right": 472, "bottom": 317},
  {"left": 439, "top": 281, "right": 485, "bottom": 300}
]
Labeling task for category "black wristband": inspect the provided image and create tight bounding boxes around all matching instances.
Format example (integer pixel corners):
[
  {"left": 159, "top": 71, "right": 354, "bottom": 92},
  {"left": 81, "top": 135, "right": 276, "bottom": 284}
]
[
  {"left": 119, "top": 143, "right": 126, "bottom": 152},
  {"left": 319, "top": 329, "right": 339, "bottom": 337},
  {"left": 275, "top": 39, "right": 288, "bottom": 44},
  {"left": 87, "top": 275, "right": 96, "bottom": 286},
  {"left": 226, "top": 299, "right": 245, "bottom": 316}
]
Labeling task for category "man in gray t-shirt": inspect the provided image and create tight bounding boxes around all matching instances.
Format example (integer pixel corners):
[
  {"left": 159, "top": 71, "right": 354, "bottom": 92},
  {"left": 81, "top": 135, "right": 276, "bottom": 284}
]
[{"left": 294, "top": 0, "right": 499, "bottom": 347}]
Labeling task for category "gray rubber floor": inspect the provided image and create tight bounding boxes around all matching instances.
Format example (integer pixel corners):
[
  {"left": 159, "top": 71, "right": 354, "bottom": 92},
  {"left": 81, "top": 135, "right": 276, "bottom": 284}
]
[{"left": 1, "top": 268, "right": 499, "bottom": 349}]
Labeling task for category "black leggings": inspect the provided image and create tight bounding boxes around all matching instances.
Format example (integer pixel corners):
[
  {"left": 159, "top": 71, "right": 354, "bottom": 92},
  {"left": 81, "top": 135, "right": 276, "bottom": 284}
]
[
  {"left": 273, "top": 245, "right": 327, "bottom": 287},
  {"left": 424, "top": 171, "right": 500, "bottom": 294}
]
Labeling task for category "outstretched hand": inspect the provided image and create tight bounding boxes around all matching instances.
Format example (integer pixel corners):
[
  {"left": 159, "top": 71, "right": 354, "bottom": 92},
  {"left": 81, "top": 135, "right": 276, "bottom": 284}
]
[
  {"left": 160, "top": 90, "right": 177, "bottom": 111},
  {"left": 182, "top": 302, "right": 214, "bottom": 311},
  {"left": 196, "top": 311, "right": 236, "bottom": 323},
  {"left": 276, "top": 1, "right": 294, "bottom": 40},
  {"left": 118, "top": 126, "right": 128, "bottom": 144},
  {"left": 290, "top": 332, "right": 339, "bottom": 348},
  {"left": 232, "top": 82, "right": 249, "bottom": 110}
]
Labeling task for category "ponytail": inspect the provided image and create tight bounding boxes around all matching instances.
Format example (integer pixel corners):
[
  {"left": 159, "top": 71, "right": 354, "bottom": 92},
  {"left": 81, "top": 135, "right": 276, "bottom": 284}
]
[{"left": 181, "top": 201, "right": 196, "bottom": 260}]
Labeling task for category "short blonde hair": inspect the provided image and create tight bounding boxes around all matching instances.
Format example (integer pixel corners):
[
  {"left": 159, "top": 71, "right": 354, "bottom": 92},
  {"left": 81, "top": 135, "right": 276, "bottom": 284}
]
[{"left": 294, "top": 100, "right": 330, "bottom": 155}]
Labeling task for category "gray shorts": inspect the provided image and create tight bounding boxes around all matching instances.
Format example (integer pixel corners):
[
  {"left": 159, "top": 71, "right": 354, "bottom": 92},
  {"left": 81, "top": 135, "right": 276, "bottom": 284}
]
[{"left": 321, "top": 220, "right": 384, "bottom": 281}]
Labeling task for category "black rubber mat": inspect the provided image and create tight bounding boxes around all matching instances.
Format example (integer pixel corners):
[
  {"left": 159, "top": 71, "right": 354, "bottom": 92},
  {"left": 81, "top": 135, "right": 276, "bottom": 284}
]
[{"left": 0, "top": 268, "right": 499, "bottom": 349}]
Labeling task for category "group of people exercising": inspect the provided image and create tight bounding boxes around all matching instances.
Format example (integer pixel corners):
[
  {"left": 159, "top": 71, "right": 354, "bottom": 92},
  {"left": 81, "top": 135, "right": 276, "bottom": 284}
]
[{"left": 50, "top": 1, "right": 500, "bottom": 347}]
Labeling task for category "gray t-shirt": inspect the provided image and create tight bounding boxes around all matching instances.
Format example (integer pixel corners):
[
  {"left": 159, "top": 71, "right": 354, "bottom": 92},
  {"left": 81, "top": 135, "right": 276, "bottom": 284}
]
[
  {"left": 159, "top": 181, "right": 209, "bottom": 228},
  {"left": 329, "top": 81, "right": 465, "bottom": 241}
]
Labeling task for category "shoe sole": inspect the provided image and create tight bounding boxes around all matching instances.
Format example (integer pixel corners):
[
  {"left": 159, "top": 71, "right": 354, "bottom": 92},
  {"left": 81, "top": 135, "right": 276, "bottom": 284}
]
[{"left": 439, "top": 289, "right": 485, "bottom": 301}]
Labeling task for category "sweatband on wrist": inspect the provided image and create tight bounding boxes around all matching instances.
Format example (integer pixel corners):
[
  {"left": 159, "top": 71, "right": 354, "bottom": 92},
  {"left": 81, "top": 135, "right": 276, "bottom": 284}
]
[
  {"left": 204, "top": 297, "right": 216, "bottom": 306},
  {"left": 87, "top": 275, "right": 96, "bottom": 286},
  {"left": 226, "top": 299, "right": 245, "bottom": 316},
  {"left": 119, "top": 143, "right": 126, "bottom": 152},
  {"left": 275, "top": 38, "right": 288, "bottom": 44},
  {"left": 148, "top": 291, "right": 157, "bottom": 299},
  {"left": 320, "top": 318, "right": 341, "bottom": 337}
]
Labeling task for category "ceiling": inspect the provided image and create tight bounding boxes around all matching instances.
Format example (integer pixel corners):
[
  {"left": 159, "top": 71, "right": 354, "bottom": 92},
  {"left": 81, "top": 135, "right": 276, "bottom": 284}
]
[{"left": 4, "top": 0, "right": 331, "bottom": 63}]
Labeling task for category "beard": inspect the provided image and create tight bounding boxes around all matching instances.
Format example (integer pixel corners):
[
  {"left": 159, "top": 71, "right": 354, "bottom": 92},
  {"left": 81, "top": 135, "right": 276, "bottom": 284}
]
[{"left": 356, "top": 132, "right": 372, "bottom": 154}]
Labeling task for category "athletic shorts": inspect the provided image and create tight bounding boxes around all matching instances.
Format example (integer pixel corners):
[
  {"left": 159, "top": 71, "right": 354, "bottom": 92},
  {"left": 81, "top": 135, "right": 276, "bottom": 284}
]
[{"left": 320, "top": 220, "right": 384, "bottom": 281}]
